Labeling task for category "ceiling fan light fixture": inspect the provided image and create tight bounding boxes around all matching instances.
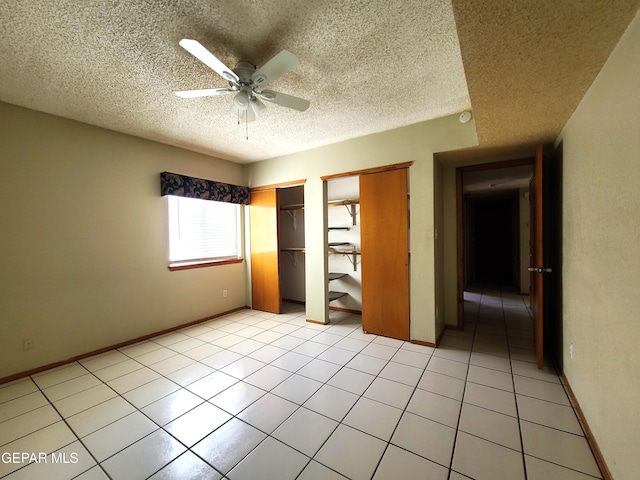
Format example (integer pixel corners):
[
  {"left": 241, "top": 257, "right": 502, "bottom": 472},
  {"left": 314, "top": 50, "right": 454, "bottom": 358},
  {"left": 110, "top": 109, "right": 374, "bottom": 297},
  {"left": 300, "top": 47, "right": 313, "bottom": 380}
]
[
  {"left": 250, "top": 97, "right": 267, "bottom": 115},
  {"left": 233, "top": 91, "right": 250, "bottom": 110}
]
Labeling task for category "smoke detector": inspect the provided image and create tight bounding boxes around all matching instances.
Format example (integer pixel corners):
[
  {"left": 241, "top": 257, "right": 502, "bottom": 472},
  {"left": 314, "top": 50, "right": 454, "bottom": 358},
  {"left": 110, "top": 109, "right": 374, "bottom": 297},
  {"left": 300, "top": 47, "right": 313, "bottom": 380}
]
[{"left": 459, "top": 111, "right": 473, "bottom": 123}]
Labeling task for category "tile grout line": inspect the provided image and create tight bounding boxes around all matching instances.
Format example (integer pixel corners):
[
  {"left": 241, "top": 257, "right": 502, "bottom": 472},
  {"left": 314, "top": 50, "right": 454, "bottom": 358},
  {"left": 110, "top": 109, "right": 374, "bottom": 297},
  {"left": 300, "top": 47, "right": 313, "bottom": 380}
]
[
  {"left": 32, "top": 363, "right": 113, "bottom": 480},
  {"left": 0, "top": 309, "right": 302, "bottom": 478},
  {"left": 166, "top": 309, "right": 332, "bottom": 477},
  {"left": 368, "top": 350, "right": 436, "bottom": 479},
  {"left": 123, "top": 307, "right": 315, "bottom": 478},
  {"left": 69, "top": 359, "right": 212, "bottom": 479},
  {"left": 502, "top": 284, "right": 529, "bottom": 480},
  {"left": 150, "top": 309, "right": 369, "bottom": 478},
  {"left": 446, "top": 283, "right": 482, "bottom": 480}
]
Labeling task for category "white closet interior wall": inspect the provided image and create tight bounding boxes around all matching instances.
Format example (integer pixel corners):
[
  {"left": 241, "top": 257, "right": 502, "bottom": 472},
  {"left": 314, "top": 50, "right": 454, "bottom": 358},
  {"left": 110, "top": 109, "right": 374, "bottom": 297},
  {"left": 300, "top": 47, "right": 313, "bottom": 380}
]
[{"left": 327, "top": 176, "right": 362, "bottom": 312}]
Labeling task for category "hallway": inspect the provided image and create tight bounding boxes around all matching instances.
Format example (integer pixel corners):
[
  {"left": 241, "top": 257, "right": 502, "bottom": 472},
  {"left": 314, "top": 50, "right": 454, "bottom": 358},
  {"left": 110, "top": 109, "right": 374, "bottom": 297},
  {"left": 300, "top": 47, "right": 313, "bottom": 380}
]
[{"left": 448, "top": 283, "right": 600, "bottom": 479}]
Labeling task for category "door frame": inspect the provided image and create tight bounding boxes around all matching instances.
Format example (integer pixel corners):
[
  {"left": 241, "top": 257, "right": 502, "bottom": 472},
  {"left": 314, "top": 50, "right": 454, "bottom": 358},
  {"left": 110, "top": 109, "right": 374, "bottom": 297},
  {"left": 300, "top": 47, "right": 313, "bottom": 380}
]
[
  {"left": 455, "top": 157, "right": 534, "bottom": 329},
  {"left": 321, "top": 162, "right": 413, "bottom": 328}
]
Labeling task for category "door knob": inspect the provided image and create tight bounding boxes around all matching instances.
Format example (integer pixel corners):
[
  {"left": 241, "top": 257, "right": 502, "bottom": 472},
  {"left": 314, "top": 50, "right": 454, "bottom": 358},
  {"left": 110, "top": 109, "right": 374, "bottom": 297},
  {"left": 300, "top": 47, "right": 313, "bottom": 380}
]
[{"left": 527, "top": 267, "right": 552, "bottom": 273}]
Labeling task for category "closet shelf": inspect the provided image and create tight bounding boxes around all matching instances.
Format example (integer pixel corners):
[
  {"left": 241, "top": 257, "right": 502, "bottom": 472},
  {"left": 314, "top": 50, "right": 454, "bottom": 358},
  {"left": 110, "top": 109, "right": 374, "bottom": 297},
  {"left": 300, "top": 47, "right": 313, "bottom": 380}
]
[
  {"left": 281, "top": 207, "right": 303, "bottom": 230},
  {"left": 328, "top": 200, "right": 358, "bottom": 207},
  {"left": 328, "top": 249, "right": 360, "bottom": 271},
  {"left": 281, "top": 248, "right": 304, "bottom": 267},
  {"left": 328, "top": 199, "right": 358, "bottom": 226},
  {"left": 328, "top": 272, "right": 348, "bottom": 281},
  {"left": 328, "top": 291, "right": 347, "bottom": 302},
  {"left": 280, "top": 203, "right": 304, "bottom": 211}
]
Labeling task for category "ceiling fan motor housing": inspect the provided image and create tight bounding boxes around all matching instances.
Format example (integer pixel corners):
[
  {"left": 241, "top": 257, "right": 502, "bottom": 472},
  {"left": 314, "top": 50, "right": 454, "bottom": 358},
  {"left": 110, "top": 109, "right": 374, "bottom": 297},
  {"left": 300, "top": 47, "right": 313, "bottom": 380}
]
[{"left": 232, "top": 61, "right": 256, "bottom": 86}]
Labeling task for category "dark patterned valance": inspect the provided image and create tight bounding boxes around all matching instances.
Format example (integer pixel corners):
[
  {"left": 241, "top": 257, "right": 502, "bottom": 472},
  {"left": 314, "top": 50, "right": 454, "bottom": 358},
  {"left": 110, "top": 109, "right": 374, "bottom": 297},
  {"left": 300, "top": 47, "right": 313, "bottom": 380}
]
[{"left": 160, "top": 171, "right": 250, "bottom": 205}]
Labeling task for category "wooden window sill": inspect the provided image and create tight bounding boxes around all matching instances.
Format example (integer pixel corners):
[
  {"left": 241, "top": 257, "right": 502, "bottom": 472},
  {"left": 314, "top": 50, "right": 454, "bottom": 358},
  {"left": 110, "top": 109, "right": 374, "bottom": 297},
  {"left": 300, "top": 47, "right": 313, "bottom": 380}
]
[{"left": 168, "top": 258, "right": 244, "bottom": 271}]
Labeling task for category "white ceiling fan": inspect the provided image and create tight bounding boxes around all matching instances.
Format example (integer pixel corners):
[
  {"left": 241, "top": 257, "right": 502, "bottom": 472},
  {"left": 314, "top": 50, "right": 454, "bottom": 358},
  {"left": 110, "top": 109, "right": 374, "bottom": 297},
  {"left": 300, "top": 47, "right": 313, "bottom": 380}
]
[{"left": 175, "top": 39, "right": 310, "bottom": 124}]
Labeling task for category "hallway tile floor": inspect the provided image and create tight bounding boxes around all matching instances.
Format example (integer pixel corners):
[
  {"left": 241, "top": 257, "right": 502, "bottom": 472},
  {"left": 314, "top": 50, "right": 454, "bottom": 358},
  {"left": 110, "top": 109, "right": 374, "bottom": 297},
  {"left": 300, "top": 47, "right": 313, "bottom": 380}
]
[{"left": 1, "top": 285, "right": 602, "bottom": 479}]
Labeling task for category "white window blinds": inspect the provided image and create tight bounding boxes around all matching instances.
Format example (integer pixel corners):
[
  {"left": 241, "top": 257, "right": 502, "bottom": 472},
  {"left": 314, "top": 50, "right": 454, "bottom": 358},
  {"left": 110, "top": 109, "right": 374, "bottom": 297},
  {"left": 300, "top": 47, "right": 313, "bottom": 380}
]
[{"left": 168, "top": 195, "right": 240, "bottom": 262}]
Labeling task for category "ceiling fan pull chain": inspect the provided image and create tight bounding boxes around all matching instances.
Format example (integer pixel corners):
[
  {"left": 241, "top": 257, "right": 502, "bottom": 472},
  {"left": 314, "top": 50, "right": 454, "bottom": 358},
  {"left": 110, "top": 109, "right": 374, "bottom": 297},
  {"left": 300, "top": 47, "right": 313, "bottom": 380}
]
[{"left": 246, "top": 113, "right": 249, "bottom": 140}]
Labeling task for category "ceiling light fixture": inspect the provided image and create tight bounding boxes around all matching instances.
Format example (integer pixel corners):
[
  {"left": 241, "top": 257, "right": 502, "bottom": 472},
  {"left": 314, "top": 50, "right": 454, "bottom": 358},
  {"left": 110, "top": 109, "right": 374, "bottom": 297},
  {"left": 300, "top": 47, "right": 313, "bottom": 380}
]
[{"left": 233, "top": 90, "right": 250, "bottom": 110}]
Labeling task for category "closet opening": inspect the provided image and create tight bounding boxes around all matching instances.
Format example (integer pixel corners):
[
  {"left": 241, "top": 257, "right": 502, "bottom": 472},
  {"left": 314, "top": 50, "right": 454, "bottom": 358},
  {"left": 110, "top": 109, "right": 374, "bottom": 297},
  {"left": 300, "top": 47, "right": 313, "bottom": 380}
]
[
  {"left": 279, "top": 185, "right": 306, "bottom": 305},
  {"left": 322, "top": 162, "right": 411, "bottom": 340},
  {"left": 326, "top": 176, "right": 362, "bottom": 315}
]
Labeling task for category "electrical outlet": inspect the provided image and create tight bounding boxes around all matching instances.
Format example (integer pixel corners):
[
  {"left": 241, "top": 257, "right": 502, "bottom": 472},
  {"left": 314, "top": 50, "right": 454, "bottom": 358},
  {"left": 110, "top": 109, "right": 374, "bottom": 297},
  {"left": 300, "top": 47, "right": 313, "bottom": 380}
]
[
  {"left": 23, "top": 338, "right": 34, "bottom": 351},
  {"left": 569, "top": 343, "right": 573, "bottom": 360},
  {"left": 223, "top": 289, "right": 228, "bottom": 298}
]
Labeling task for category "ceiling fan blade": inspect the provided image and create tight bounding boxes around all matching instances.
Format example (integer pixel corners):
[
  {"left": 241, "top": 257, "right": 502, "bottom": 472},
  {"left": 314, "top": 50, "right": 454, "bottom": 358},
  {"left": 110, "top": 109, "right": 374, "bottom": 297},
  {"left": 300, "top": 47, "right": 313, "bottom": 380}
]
[
  {"left": 179, "top": 39, "right": 239, "bottom": 84},
  {"left": 175, "top": 88, "right": 234, "bottom": 98},
  {"left": 258, "top": 90, "right": 310, "bottom": 112},
  {"left": 251, "top": 50, "right": 300, "bottom": 87}
]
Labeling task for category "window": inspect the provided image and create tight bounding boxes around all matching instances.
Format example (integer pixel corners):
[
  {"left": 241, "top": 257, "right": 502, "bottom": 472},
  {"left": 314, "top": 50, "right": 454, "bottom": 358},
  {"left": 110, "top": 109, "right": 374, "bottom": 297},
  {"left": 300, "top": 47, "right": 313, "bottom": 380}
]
[{"left": 168, "top": 195, "right": 242, "bottom": 266}]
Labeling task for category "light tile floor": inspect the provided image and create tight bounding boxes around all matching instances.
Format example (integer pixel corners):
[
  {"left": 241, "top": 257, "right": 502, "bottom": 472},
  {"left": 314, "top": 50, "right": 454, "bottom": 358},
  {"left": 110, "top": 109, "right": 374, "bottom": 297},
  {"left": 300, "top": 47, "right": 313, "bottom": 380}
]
[{"left": 0, "top": 285, "right": 602, "bottom": 479}]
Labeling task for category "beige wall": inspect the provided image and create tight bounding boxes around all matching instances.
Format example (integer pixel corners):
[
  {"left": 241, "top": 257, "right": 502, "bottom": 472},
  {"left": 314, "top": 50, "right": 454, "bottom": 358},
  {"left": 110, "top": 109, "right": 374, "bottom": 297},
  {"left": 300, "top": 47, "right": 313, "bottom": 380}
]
[
  {"left": 433, "top": 158, "right": 445, "bottom": 336},
  {"left": 0, "top": 102, "right": 248, "bottom": 379},
  {"left": 442, "top": 164, "right": 459, "bottom": 328},
  {"left": 246, "top": 114, "right": 477, "bottom": 342},
  {"left": 556, "top": 9, "right": 640, "bottom": 479}
]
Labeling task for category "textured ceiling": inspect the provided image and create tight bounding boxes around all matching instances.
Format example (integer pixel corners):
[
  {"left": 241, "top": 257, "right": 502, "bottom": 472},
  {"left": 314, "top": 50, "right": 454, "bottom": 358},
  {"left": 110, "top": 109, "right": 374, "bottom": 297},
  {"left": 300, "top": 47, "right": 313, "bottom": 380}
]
[
  {"left": 0, "top": 1, "right": 638, "bottom": 165},
  {"left": 439, "top": 0, "right": 640, "bottom": 164},
  {"left": 0, "top": 0, "right": 470, "bottom": 163}
]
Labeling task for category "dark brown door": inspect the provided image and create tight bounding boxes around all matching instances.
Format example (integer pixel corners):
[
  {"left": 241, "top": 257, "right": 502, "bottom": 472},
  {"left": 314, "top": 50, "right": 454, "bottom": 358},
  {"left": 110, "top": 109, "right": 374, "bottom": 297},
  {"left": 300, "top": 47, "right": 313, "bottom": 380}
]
[
  {"left": 530, "top": 144, "right": 549, "bottom": 369},
  {"left": 360, "top": 168, "right": 410, "bottom": 340},
  {"left": 250, "top": 189, "right": 282, "bottom": 313}
]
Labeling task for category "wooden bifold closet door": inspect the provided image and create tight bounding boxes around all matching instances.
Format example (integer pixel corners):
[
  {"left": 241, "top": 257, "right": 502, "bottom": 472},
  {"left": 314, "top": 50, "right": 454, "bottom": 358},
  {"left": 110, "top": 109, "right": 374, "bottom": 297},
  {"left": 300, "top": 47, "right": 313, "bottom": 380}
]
[
  {"left": 249, "top": 188, "right": 282, "bottom": 314},
  {"left": 360, "top": 168, "right": 410, "bottom": 340}
]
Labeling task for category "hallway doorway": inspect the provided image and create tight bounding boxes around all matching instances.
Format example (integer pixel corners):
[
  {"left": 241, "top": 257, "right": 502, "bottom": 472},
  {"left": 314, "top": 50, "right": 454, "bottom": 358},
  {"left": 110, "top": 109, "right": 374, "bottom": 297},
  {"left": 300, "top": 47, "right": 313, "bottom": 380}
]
[
  {"left": 466, "top": 193, "right": 519, "bottom": 287},
  {"left": 455, "top": 158, "right": 534, "bottom": 330}
]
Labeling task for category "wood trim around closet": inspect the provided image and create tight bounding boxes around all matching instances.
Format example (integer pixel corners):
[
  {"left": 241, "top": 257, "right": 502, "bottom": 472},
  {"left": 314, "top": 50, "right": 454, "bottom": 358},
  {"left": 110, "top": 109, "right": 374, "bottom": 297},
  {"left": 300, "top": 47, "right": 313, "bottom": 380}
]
[
  {"left": 321, "top": 161, "right": 413, "bottom": 181},
  {"left": 250, "top": 179, "right": 306, "bottom": 192}
]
